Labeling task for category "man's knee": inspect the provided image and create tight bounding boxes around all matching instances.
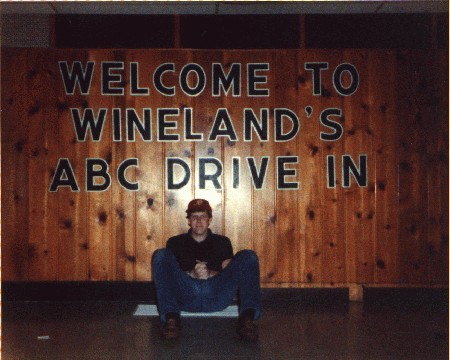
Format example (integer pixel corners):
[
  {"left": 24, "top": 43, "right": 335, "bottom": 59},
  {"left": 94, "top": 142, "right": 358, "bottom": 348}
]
[
  {"left": 152, "top": 248, "right": 170, "bottom": 266},
  {"left": 235, "top": 249, "right": 259, "bottom": 264}
]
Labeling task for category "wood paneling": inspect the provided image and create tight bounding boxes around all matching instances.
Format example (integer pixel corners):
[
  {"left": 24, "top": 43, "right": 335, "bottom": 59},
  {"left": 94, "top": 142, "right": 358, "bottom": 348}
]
[{"left": 1, "top": 49, "right": 448, "bottom": 287}]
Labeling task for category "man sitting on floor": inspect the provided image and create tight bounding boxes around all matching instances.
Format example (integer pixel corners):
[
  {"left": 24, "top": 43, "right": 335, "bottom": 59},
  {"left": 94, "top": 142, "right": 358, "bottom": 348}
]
[{"left": 152, "top": 199, "right": 262, "bottom": 341}]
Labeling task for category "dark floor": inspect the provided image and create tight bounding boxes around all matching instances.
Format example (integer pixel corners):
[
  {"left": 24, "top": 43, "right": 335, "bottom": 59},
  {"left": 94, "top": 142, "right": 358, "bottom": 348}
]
[{"left": 2, "top": 299, "right": 448, "bottom": 360}]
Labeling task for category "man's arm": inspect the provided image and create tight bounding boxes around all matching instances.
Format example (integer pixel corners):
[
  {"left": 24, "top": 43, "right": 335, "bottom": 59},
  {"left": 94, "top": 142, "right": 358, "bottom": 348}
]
[
  {"left": 205, "top": 258, "right": 232, "bottom": 278},
  {"left": 189, "top": 236, "right": 233, "bottom": 279},
  {"left": 222, "top": 258, "right": 232, "bottom": 269},
  {"left": 207, "top": 237, "right": 233, "bottom": 277}
]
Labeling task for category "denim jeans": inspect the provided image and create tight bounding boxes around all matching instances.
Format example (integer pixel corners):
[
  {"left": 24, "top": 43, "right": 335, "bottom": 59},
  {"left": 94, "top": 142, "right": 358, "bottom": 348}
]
[{"left": 152, "top": 248, "right": 262, "bottom": 323}]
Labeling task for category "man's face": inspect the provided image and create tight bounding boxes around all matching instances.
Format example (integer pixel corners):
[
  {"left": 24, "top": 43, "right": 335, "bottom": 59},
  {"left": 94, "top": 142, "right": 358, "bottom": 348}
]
[{"left": 188, "top": 211, "right": 212, "bottom": 237}]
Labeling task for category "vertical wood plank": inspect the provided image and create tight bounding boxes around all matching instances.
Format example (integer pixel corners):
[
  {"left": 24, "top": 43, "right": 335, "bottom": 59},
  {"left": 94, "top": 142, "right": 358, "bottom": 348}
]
[
  {"left": 192, "top": 50, "right": 224, "bottom": 235},
  {"left": 343, "top": 50, "right": 376, "bottom": 285},
  {"left": 370, "top": 50, "right": 400, "bottom": 284},
  {"left": 299, "top": 50, "right": 323, "bottom": 285},
  {"left": 249, "top": 51, "right": 277, "bottom": 285},
  {"left": 110, "top": 50, "right": 137, "bottom": 281},
  {"left": 303, "top": 50, "right": 347, "bottom": 286},
  {"left": 297, "top": 50, "right": 325, "bottom": 286},
  {"left": 85, "top": 50, "right": 113, "bottom": 280},
  {"left": 397, "top": 50, "right": 430, "bottom": 284},
  {"left": 55, "top": 49, "right": 89, "bottom": 280},
  {"left": 1, "top": 49, "right": 30, "bottom": 280},
  {"left": 133, "top": 50, "right": 164, "bottom": 281},
  {"left": 425, "top": 50, "right": 448, "bottom": 284},
  {"left": 222, "top": 50, "right": 253, "bottom": 252},
  {"left": 273, "top": 50, "right": 301, "bottom": 284},
  {"left": 161, "top": 50, "right": 195, "bottom": 240},
  {"left": 27, "top": 50, "right": 51, "bottom": 279}
]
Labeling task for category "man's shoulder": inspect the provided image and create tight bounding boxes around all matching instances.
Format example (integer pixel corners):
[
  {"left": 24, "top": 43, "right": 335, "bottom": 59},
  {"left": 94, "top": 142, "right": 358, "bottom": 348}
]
[
  {"left": 209, "top": 232, "right": 231, "bottom": 243},
  {"left": 166, "top": 233, "right": 189, "bottom": 247},
  {"left": 168, "top": 233, "right": 188, "bottom": 241}
]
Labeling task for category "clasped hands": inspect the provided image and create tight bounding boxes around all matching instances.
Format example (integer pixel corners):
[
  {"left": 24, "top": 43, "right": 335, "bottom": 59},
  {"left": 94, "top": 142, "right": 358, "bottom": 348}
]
[
  {"left": 189, "top": 261, "right": 216, "bottom": 280},
  {"left": 189, "top": 259, "right": 231, "bottom": 280}
]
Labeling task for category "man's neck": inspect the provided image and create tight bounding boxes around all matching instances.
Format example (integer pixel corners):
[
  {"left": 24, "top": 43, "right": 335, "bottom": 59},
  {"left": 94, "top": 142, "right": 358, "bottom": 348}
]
[
  {"left": 192, "top": 234, "right": 207, "bottom": 243},
  {"left": 190, "top": 230, "right": 209, "bottom": 243}
]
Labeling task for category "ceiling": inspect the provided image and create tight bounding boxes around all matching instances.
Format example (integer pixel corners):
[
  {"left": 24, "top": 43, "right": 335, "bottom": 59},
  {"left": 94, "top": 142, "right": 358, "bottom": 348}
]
[{"left": 1, "top": 1, "right": 448, "bottom": 15}]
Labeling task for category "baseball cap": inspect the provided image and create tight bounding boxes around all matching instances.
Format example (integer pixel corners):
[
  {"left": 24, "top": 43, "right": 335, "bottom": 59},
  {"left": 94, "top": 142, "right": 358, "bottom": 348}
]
[{"left": 186, "top": 199, "right": 213, "bottom": 218}]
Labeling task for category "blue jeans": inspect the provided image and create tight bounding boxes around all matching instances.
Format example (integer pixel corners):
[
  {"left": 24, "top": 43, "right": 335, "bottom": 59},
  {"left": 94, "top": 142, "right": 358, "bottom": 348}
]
[{"left": 152, "top": 248, "right": 262, "bottom": 323}]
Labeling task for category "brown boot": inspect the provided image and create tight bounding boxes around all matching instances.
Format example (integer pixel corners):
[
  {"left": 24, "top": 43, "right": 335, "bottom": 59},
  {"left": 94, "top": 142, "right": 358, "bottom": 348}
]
[
  {"left": 237, "top": 312, "right": 258, "bottom": 342},
  {"left": 161, "top": 314, "right": 181, "bottom": 340}
]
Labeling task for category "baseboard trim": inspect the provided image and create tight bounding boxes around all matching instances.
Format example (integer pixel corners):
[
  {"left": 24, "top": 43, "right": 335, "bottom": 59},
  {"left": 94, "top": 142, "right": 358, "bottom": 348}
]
[
  {"left": 362, "top": 286, "right": 448, "bottom": 310},
  {"left": 2, "top": 281, "right": 348, "bottom": 303},
  {"left": 1, "top": 281, "right": 156, "bottom": 302},
  {"left": 2, "top": 282, "right": 447, "bottom": 310}
]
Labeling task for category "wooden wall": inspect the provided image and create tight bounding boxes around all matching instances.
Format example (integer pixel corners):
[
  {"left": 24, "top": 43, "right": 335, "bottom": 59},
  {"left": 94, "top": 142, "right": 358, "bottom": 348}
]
[{"left": 1, "top": 49, "right": 448, "bottom": 287}]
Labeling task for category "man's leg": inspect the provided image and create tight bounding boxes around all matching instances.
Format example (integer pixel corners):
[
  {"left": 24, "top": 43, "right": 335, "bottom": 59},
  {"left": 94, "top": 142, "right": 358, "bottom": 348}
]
[
  {"left": 206, "top": 249, "right": 262, "bottom": 341},
  {"left": 232, "top": 249, "right": 262, "bottom": 319},
  {"left": 207, "top": 250, "right": 262, "bottom": 316},
  {"left": 152, "top": 248, "right": 204, "bottom": 339}
]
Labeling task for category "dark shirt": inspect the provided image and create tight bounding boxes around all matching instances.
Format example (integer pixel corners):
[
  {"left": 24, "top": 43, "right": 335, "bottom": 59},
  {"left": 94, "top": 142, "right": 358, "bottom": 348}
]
[{"left": 166, "top": 229, "right": 234, "bottom": 272}]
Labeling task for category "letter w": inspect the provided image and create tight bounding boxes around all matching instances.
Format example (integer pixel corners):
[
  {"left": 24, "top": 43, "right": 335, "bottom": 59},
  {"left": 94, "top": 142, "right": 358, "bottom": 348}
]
[
  {"left": 59, "top": 61, "right": 94, "bottom": 95},
  {"left": 71, "top": 108, "right": 107, "bottom": 142}
]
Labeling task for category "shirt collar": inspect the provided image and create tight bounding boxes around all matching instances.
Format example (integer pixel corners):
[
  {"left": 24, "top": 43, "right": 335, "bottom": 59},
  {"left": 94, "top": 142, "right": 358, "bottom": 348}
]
[{"left": 187, "top": 228, "right": 212, "bottom": 241}]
